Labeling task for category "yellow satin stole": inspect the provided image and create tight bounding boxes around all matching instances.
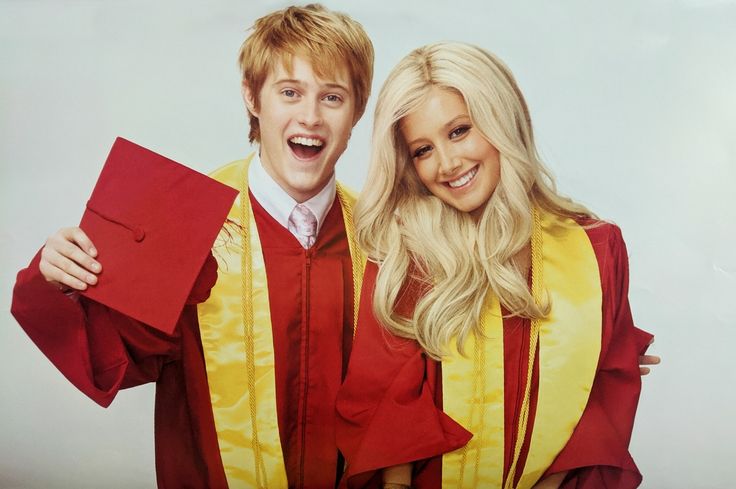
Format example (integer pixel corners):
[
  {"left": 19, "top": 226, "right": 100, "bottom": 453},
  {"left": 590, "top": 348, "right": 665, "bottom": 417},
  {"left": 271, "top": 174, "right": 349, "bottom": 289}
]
[
  {"left": 197, "top": 157, "right": 364, "bottom": 489},
  {"left": 442, "top": 208, "right": 602, "bottom": 489}
]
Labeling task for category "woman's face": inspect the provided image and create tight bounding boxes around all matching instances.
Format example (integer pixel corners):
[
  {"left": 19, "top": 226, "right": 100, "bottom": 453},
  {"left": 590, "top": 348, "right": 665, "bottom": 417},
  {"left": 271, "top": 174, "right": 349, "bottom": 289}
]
[{"left": 401, "top": 87, "right": 501, "bottom": 217}]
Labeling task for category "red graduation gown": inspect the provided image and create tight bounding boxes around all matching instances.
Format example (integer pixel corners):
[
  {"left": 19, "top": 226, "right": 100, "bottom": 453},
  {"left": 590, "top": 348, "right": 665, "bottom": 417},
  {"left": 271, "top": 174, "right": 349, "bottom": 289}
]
[
  {"left": 335, "top": 222, "right": 653, "bottom": 489},
  {"left": 11, "top": 193, "right": 355, "bottom": 489}
]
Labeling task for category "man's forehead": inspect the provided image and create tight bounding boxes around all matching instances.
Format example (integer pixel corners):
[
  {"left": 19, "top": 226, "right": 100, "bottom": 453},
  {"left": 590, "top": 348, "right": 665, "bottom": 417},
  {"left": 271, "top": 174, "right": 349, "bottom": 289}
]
[{"left": 270, "top": 53, "right": 351, "bottom": 88}]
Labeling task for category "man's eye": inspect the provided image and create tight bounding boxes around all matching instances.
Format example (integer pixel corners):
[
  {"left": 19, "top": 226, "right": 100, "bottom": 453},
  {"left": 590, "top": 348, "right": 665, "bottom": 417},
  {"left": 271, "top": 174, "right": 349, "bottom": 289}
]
[
  {"left": 413, "top": 146, "right": 431, "bottom": 158},
  {"left": 282, "top": 89, "right": 297, "bottom": 98},
  {"left": 449, "top": 125, "right": 470, "bottom": 139}
]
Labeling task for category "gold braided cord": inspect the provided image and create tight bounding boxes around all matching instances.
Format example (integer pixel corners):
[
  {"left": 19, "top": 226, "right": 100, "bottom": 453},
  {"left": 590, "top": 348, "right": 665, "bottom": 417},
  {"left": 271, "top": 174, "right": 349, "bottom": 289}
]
[
  {"left": 455, "top": 307, "right": 489, "bottom": 488},
  {"left": 504, "top": 208, "right": 543, "bottom": 489},
  {"left": 457, "top": 438, "right": 469, "bottom": 488},
  {"left": 474, "top": 329, "right": 487, "bottom": 486},
  {"left": 336, "top": 183, "right": 365, "bottom": 335},
  {"left": 455, "top": 339, "right": 475, "bottom": 488},
  {"left": 239, "top": 166, "right": 268, "bottom": 489}
]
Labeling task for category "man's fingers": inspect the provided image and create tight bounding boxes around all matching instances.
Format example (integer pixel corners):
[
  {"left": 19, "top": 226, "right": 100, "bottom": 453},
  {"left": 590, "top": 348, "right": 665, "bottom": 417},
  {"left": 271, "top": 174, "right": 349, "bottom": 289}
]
[
  {"left": 45, "top": 227, "right": 101, "bottom": 274},
  {"left": 64, "top": 227, "right": 97, "bottom": 257},
  {"left": 39, "top": 258, "right": 87, "bottom": 290},
  {"left": 640, "top": 367, "right": 651, "bottom": 376},
  {"left": 55, "top": 237, "right": 101, "bottom": 274},
  {"left": 40, "top": 247, "right": 98, "bottom": 290},
  {"left": 56, "top": 269, "right": 89, "bottom": 291}
]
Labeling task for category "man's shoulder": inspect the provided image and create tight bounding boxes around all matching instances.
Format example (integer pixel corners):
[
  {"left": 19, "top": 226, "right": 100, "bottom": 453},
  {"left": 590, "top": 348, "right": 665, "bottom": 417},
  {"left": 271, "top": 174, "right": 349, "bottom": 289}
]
[
  {"left": 208, "top": 153, "right": 256, "bottom": 185},
  {"left": 335, "top": 181, "right": 359, "bottom": 207}
]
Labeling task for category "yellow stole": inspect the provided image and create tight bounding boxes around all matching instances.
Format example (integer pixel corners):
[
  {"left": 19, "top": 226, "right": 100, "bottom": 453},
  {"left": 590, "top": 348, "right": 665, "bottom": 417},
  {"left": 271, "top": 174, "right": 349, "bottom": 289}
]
[
  {"left": 442, "top": 208, "right": 602, "bottom": 489},
  {"left": 197, "top": 157, "right": 364, "bottom": 489}
]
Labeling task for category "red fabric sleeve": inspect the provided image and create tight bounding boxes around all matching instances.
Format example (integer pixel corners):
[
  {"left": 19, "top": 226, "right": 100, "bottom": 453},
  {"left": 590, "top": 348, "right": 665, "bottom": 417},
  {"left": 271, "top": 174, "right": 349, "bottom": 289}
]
[
  {"left": 546, "top": 224, "right": 653, "bottom": 488},
  {"left": 10, "top": 249, "right": 218, "bottom": 408},
  {"left": 335, "top": 262, "right": 471, "bottom": 488}
]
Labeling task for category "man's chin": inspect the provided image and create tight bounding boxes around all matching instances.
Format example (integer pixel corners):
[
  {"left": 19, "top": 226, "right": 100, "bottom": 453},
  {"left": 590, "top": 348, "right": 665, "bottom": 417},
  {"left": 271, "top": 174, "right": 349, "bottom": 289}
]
[{"left": 282, "top": 175, "right": 332, "bottom": 201}]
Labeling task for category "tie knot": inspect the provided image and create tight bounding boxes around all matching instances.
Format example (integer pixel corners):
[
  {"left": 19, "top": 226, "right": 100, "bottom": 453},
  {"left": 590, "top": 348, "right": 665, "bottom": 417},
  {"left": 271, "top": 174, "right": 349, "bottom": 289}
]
[{"left": 288, "top": 204, "right": 317, "bottom": 248}]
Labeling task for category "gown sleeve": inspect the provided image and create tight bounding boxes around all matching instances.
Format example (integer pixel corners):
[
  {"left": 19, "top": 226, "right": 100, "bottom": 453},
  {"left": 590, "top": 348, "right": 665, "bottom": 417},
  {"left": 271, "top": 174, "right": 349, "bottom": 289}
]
[
  {"left": 335, "top": 262, "right": 472, "bottom": 488},
  {"left": 545, "top": 224, "right": 653, "bottom": 488},
  {"left": 10, "top": 248, "right": 218, "bottom": 408}
]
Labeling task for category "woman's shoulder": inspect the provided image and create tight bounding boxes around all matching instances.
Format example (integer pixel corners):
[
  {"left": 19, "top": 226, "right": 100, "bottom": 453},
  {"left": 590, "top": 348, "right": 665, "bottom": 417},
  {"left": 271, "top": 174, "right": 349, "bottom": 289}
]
[
  {"left": 575, "top": 217, "right": 626, "bottom": 254},
  {"left": 571, "top": 217, "right": 631, "bottom": 288}
]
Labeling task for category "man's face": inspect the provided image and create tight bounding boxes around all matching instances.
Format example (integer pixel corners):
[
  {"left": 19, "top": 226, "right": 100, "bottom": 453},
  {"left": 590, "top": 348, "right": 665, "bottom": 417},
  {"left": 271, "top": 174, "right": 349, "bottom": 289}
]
[{"left": 244, "top": 55, "right": 355, "bottom": 202}]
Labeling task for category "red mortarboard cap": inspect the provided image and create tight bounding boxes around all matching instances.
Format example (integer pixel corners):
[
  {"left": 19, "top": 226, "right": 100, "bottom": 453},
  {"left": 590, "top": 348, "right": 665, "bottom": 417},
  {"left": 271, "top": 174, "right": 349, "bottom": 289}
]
[{"left": 79, "top": 137, "right": 238, "bottom": 333}]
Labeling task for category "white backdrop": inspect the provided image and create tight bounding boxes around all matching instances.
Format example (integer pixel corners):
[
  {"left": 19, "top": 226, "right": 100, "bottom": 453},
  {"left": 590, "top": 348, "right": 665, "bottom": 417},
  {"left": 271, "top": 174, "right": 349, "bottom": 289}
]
[{"left": 1, "top": 1, "right": 735, "bottom": 488}]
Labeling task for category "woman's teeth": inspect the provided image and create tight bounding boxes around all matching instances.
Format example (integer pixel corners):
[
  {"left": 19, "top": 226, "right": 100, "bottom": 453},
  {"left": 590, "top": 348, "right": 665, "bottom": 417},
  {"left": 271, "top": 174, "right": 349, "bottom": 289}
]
[{"left": 448, "top": 166, "right": 478, "bottom": 188}]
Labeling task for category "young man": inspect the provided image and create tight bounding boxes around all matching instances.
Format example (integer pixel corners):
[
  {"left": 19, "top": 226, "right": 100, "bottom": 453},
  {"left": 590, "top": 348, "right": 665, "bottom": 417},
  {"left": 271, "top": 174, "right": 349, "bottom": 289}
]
[{"left": 11, "top": 5, "right": 373, "bottom": 489}]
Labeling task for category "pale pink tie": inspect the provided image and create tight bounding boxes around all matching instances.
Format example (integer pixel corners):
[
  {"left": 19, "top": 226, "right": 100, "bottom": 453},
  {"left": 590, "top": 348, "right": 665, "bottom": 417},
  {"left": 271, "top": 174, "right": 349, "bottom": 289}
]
[{"left": 288, "top": 204, "right": 317, "bottom": 249}]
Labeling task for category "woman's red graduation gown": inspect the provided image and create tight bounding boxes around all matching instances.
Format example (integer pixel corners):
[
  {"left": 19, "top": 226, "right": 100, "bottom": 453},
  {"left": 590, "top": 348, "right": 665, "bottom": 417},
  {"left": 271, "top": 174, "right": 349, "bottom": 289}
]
[{"left": 335, "top": 222, "right": 652, "bottom": 489}]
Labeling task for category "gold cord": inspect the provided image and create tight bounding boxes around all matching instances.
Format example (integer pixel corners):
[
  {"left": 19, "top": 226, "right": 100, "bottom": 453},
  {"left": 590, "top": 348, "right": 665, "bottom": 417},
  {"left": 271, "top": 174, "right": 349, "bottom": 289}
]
[
  {"left": 504, "top": 207, "right": 543, "bottom": 489},
  {"left": 474, "top": 326, "right": 487, "bottom": 485},
  {"left": 239, "top": 166, "right": 268, "bottom": 489},
  {"left": 456, "top": 303, "right": 488, "bottom": 488},
  {"left": 336, "top": 183, "right": 364, "bottom": 335}
]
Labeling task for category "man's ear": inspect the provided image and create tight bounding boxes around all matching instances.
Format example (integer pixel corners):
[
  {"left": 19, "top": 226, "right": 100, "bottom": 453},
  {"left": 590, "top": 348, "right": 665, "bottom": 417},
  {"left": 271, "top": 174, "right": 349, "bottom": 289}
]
[{"left": 242, "top": 81, "right": 259, "bottom": 117}]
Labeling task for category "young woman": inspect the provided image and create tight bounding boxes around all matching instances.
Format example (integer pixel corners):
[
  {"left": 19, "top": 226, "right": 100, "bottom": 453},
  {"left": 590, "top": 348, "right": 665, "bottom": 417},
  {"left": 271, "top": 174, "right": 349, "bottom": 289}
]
[{"left": 336, "top": 42, "right": 653, "bottom": 489}]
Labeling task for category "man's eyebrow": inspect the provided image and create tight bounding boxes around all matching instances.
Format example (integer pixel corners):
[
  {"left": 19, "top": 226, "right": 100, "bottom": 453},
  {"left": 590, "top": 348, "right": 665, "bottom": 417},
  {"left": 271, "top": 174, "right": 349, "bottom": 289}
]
[
  {"left": 323, "top": 82, "right": 349, "bottom": 92},
  {"left": 273, "top": 78, "right": 304, "bottom": 85},
  {"left": 273, "top": 79, "right": 349, "bottom": 92}
]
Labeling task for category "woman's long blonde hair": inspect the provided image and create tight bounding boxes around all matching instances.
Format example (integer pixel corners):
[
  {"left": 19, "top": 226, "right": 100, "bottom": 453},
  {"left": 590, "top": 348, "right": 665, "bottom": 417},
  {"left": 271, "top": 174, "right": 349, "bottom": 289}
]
[{"left": 356, "top": 42, "right": 594, "bottom": 359}]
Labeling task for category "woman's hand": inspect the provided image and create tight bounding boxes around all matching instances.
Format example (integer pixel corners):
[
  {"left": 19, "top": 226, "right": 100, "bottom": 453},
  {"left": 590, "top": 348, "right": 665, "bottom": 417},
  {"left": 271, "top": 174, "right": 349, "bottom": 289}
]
[
  {"left": 382, "top": 463, "right": 412, "bottom": 489},
  {"left": 532, "top": 471, "right": 568, "bottom": 489}
]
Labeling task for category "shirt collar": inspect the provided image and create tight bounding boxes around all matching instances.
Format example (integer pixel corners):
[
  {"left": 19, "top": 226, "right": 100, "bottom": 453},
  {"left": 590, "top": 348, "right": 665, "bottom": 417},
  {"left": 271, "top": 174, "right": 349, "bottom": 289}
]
[{"left": 248, "top": 152, "right": 336, "bottom": 235}]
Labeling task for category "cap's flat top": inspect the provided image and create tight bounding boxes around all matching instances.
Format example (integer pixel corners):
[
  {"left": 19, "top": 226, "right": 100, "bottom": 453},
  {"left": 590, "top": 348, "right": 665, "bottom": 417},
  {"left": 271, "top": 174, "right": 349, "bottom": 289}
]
[{"left": 80, "top": 137, "right": 238, "bottom": 333}]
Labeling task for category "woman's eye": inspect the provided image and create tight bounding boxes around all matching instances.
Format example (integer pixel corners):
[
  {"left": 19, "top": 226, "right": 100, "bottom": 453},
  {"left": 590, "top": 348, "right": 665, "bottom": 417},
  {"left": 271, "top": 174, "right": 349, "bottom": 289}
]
[
  {"left": 324, "top": 94, "right": 342, "bottom": 103},
  {"left": 449, "top": 125, "right": 470, "bottom": 139},
  {"left": 282, "top": 89, "right": 297, "bottom": 98},
  {"left": 413, "top": 146, "right": 431, "bottom": 158}
]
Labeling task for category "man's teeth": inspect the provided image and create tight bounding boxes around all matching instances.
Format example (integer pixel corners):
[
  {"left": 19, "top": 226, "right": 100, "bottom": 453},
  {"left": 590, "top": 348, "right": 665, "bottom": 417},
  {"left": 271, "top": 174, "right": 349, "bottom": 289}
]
[
  {"left": 289, "top": 136, "right": 323, "bottom": 147},
  {"left": 448, "top": 167, "right": 478, "bottom": 188}
]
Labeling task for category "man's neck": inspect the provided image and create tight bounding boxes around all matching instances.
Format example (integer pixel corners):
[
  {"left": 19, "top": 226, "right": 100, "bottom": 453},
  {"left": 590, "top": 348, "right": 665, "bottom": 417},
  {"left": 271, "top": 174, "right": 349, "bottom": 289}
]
[{"left": 248, "top": 153, "right": 336, "bottom": 236}]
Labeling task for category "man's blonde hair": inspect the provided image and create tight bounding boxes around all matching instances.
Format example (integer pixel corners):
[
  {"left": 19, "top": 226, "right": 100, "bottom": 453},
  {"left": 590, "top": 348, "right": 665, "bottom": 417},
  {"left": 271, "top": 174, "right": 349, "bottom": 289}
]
[{"left": 238, "top": 4, "right": 374, "bottom": 143}]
